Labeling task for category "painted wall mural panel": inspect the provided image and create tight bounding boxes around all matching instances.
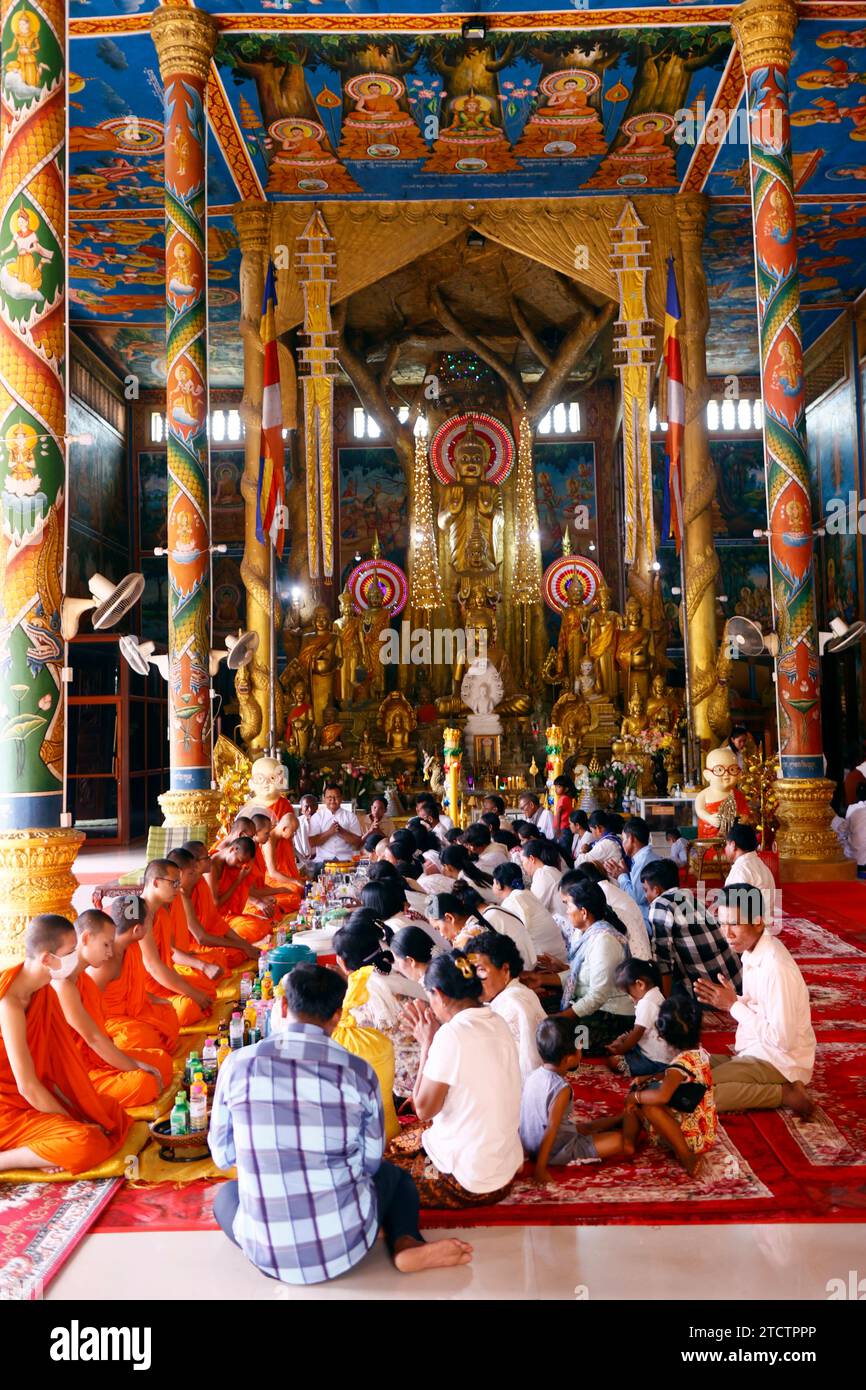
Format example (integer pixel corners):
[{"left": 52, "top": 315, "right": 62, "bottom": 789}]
[
  {"left": 534, "top": 439, "right": 598, "bottom": 652},
  {"left": 138, "top": 448, "right": 168, "bottom": 553},
  {"left": 337, "top": 445, "right": 409, "bottom": 585},
  {"left": 809, "top": 376, "right": 862, "bottom": 628}
]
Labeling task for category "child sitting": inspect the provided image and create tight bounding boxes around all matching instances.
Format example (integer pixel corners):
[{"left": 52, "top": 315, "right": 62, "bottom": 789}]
[
  {"left": 620, "top": 995, "right": 717, "bottom": 1178},
  {"left": 665, "top": 827, "right": 689, "bottom": 869},
  {"left": 605, "top": 959, "right": 679, "bottom": 1077},
  {"left": 520, "top": 1017, "right": 629, "bottom": 1183}
]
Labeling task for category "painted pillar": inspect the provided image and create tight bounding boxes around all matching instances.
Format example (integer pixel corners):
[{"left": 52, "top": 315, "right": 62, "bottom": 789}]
[
  {"left": 0, "top": 0, "right": 83, "bottom": 960},
  {"left": 733, "top": 0, "right": 850, "bottom": 879},
  {"left": 233, "top": 198, "right": 272, "bottom": 752},
  {"left": 675, "top": 193, "right": 720, "bottom": 749},
  {"left": 152, "top": 4, "right": 220, "bottom": 832}
]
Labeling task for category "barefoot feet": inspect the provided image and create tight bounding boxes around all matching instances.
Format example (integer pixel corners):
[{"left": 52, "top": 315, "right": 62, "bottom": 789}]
[
  {"left": 393, "top": 1238, "right": 474, "bottom": 1274},
  {"left": 781, "top": 1080, "right": 817, "bottom": 1121}
]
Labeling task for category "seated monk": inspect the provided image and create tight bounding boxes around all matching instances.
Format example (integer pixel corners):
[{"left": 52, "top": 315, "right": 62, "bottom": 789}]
[
  {"left": 0, "top": 915, "right": 131, "bottom": 1175},
  {"left": 97, "top": 894, "right": 179, "bottom": 1053},
  {"left": 211, "top": 834, "right": 275, "bottom": 946},
  {"left": 139, "top": 861, "right": 216, "bottom": 1027},
  {"left": 182, "top": 840, "right": 259, "bottom": 966},
  {"left": 166, "top": 847, "right": 250, "bottom": 970},
  {"left": 51, "top": 911, "right": 172, "bottom": 1110},
  {"left": 250, "top": 813, "right": 302, "bottom": 914},
  {"left": 209, "top": 813, "right": 255, "bottom": 855}
]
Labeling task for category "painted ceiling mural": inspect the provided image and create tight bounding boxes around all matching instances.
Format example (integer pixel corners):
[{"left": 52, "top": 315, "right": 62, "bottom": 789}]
[{"left": 66, "top": 13, "right": 866, "bottom": 386}]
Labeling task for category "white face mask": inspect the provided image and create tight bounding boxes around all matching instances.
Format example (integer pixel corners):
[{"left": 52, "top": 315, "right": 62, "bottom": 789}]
[{"left": 48, "top": 951, "right": 78, "bottom": 982}]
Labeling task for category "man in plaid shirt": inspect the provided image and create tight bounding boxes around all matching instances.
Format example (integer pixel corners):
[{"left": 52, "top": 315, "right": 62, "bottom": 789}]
[
  {"left": 210, "top": 962, "right": 471, "bottom": 1284},
  {"left": 639, "top": 859, "right": 742, "bottom": 996}
]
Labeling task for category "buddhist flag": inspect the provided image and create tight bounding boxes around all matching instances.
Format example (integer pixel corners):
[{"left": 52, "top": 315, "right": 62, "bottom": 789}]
[
  {"left": 661, "top": 255, "right": 684, "bottom": 555},
  {"left": 256, "top": 259, "right": 286, "bottom": 559}
]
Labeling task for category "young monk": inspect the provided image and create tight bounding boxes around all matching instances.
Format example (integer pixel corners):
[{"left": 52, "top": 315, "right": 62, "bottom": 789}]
[
  {"left": 51, "top": 911, "right": 172, "bottom": 1109},
  {"left": 211, "top": 835, "right": 274, "bottom": 945},
  {"left": 181, "top": 842, "right": 259, "bottom": 966},
  {"left": 166, "top": 847, "right": 249, "bottom": 971},
  {"left": 140, "top": 861, "right": 215, "bottom": 1027},
  {"left": 95, "top": 894, "right": 180, "bottom": 1053},
  {"left": 0, "top": 915, "right": 131, "bottom": 1175}
]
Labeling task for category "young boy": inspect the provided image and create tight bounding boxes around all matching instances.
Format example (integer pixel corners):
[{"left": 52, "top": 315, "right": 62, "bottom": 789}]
[
  {"left": 519, "top": 1017, "right": 629, "bottom": 1184},
  {"left": 605, "top": 959, "right": 678, "bottom": 1077},
  {"left": 665, "top": 827, "right": 689, "bottom": 869}
]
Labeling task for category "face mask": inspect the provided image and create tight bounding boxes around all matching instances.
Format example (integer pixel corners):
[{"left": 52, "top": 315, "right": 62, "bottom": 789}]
[{"left": 48, "top": 951, "right": 78, "bottom": 982}]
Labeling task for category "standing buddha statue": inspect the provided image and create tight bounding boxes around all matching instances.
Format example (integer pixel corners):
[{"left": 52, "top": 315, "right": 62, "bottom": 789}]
[
  {"left": 438, "top": 419, "right": 503, "bottom": 579},
  {"left": 586, "top": 583, "right": 621, "bottom": 699}
]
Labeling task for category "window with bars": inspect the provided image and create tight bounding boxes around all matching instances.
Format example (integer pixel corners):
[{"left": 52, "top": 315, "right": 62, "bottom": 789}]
[
  {"left": 149, "top": 408, "right": 243, "bottom": 443},
  {"left": 650, "top": 399, "right": 763, "bottom": 433}
]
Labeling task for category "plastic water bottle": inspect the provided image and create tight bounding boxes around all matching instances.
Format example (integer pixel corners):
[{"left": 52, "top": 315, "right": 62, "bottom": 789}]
[
  {"left": 229, "top": 1011, "right": 244, "bottom": 1050},
  {"left": 201, "top": 1037, "right": 217, "bottom": 1084},
  {"left": 184, "top": 1051, "right": 201, "bottom": 1087},
  {"left": 216, "top": 1038, "right": 231, "bottom": 1070},
  {"left": 239, "top": 973, "right": 253, "bottom": 1003},
  {"left": 170, "top": 1091, "right": 190, "bottom": 1136},
  {"left": 189, "top": 1081, "right": 208, "bottom": 1133},
  {"left": 258, "top": 950, "right": 269, "bottom": 979}
]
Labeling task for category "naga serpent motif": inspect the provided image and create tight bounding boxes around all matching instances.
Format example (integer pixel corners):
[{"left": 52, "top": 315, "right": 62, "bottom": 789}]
[{"left": 745, "top": 61, "right": 822, "bottom": 778}]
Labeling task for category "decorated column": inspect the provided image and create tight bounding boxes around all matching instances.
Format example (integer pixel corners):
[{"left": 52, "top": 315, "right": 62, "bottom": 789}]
[
  {"left": 152, "top": 3, "right": 220, "bottom": 830},
  {"left": 233, "top": 198, "right": 272, "bottom": 752},
  {"left": 675, "top": 194, "right": 720, "bottom": 748},
  {"left": 732, "top": 0, "right": 850, "bottom": 879},
  {"left": 0, "top": 0, "right": 84, "bottom": 960}
]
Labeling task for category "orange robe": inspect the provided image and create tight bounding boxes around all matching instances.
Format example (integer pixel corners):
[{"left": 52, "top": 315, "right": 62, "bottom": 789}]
[
  {"left": 100, "top": 941, "right": 179, "bottom": 1053},
  {"left": 214, "top": 858, "right": 271, "bottom": 945},
  {"left": 144, "top": 906, "right": 215, "bottom": 1027},
  {"left": 190, "top": 878, "right": 248, "bottom": 969},
  {"left": 0, "top": 966, "right": 131, "bottom": 1174},
  {"left": 266, "top": 797, "right": 303, "bottom": 911},
  {"left": 73, "top": 973, "right": 172, "bottom": 1108}
]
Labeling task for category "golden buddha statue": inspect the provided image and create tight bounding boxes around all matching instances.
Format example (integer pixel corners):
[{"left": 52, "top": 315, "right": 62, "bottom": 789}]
[
  {"left": 318, "top": 706, "right": 345, "bottom": 750},
  {"left": 334, "top": 587, "right": 364, "bottom": 706},
  {"left": 586, "top": 583, "right": 621, "bottom": 699},
  {"left": 447, "top": 608, "right": 529, "bottom": 715},
  {"left": 646, "top": 673, "right": 678, "bottom": 732},
  {"left": 359, "top": 573, "right": 392, "bottom": 702},
  {"left": 620, "top": 690, "right": 647, "bottom": 745},
  {"left": 438, "top": 419, "right": 503, "bottom": 579},
  {"left": 379, "top": 691, "right": 416, "bottom": 751},
  {"left": 297, "top": 603, "right": 341, "bottom": 728},
  {"left": 555, "top": 571, "right": 588, "bottom": 690},
  {"left": 615, "top": 597, "right": 652, "bottom": 702},
  {"left": 285, "top": 674, "right": 314, "bottom": 760}
]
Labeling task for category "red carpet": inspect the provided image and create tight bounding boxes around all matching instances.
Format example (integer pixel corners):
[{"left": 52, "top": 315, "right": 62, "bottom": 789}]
[
  {"left": 0, "top": 1178, "right": 121, "bottom": 1296},
  {"left": 92, "top": 887, "right": 866, "bottom": 1233}
]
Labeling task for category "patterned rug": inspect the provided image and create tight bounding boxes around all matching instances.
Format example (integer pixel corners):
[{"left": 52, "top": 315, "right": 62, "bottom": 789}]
[
  {"left": 92, "top": 887, "right": 866, "bottom": 1233},
  {"left": 0, "top": 1178, "right": 121, "bottom": 1298}
]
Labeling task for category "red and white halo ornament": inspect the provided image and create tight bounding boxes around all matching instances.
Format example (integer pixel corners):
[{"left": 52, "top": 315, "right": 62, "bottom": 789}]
[
  {"left": 430, "top": 412, "right": 515, "bottom": 486},
  {"left": 347, "top": 558, "right": 409, "bottom": 616},
  {"left": 543, "top": 555, "right": 605, "bottom": 613}
]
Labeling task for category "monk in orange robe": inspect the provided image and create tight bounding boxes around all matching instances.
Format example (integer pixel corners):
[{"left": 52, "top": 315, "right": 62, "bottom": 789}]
[
  {"left": 51, "top": 911, "right": 172, "bottom": 1109},
  {"left": 181, "top": 840, "right": 259, "bottom": 965},
  {"left": 166, "top": 846, "right": 251, "bottom": 970},
  {"left": 208, "top": 834, "right": 273, "bottom": 945},
  {"left": 0, "top": 915, "right": 131, "bottom": 1175},
  {"left": 139, "top": 861, "right": 215, "bottom": 1028},
  {"left": 95, "top": 894, "right": 180, "bottom": 1053}
]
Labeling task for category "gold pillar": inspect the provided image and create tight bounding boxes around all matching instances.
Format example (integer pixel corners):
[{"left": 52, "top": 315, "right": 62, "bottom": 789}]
[
  {"left": 234, "top": 199, "right": 273, "bottom": 753},
  {"left": 0, "top": 831, "right": 84, "bottom": 969},
  {"left": 675, "top": 194, "right": 720, "bottom": 749}
]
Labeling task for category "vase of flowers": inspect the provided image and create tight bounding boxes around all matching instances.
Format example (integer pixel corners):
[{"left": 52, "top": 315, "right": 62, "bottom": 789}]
[{"left": 590, "top": 759, "right": 642, "bottom": 813}]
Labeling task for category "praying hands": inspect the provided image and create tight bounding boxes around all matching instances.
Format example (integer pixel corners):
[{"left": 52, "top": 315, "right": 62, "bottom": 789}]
[{"left": 694, "top": 973, "right": 738, "bottom": 1011}]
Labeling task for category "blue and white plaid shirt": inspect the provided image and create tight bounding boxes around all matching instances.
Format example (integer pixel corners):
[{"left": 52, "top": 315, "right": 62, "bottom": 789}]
[{"left": 209, "top": 1023, "right": 384, "bottom": 1285}]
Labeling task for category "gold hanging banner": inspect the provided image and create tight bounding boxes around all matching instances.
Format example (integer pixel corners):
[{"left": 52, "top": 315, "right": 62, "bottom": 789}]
[
  {"left": 295, "top": 211, "right": 337, "bottom": 580},
  {"left": 610, "top": 202, "right": 656, "bottom": 571},
  {"left": 409, "top": 421, "right": 444, "bottom": 614}
]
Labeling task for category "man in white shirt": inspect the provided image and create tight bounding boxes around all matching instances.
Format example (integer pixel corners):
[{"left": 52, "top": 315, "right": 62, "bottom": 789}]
[
  {"left": 695, "top": 883, "right": 816, "bottom": 1118},
  {"left": 723, "top": 823, "right": 778, "bottom": 928},
  {"left": 844, "top": 786, "right": 866, "bottom": 869},
  {"left": 462, "top": 822, "right": 509, "bottom": 871},
  {"left": 416, "top": 796, "right": 453, "bottom": 843},
  {"left": 303, "top": 783, "right": 363, "bottom": 865},
  {"left": 521, "top": 840, "right": 564, "bottom": 916},
  {"left": 518, "top": 791, "right": 554, "bottom": 841},
  {"left": 490, "top": 862, "right": 564, "bottom": 959}
]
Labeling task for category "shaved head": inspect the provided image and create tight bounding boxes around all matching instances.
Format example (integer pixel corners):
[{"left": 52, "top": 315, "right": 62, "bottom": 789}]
[
  {"left": 74, "top": 910, "right": 113, "bottom": 938},
  {"left": 25, "top": 914, "right": 75, "bottom": 959},
  {"left": 144, "top": 859, "right": 175, "bottom": 887}
]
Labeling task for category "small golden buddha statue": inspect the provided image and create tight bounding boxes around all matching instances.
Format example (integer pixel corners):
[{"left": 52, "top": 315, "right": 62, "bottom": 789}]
[
  {"left": 615, "top": 597, "right": 652, "bottom": 702},
  {"left": 379, "top": 691, "right": 416, "bottom": 751},
  {"left": 646, "top": 673, "right": 678, "bottom": 732}
]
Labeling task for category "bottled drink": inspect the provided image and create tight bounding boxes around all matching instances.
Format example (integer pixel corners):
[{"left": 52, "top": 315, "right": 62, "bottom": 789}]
[
  {"left": 201, "top": 1037, "right": 217, "bottom": 1084},
  {"left": 184, "top": 1052, "right": 201, "bottom": 1087},
  {"left": 239, "top": 973, "right": 253, "bottom": 1003},
  {"left": 252, "top": 979, "right": 262, "bottom": 1001},
  {"left": 216, "top": 1037, "right": 231, "bottom": 1070},
  {"left": 261, "top": 970, "right": 273, "bottom": 1001},
  {"left": 258, "top": 950, "right": 269, "bottom": 978},
  {"left": 189, "top": 1081, "right": 208, "bottom": 1133},
  {"left": 248, "top": 1026, "right": 261, "bottom": 1046},
  {"left": 170, "top": 1091, "right": 190, "bottom": 1136},
  {"left": 229, "top": 1011, "right": 244, "bottom": 1049}
]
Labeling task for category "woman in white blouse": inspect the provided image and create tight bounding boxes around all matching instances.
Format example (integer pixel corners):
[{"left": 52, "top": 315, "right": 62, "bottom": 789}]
[
  {"left": 396, "top": 950, "right": 523, "bottom": 1207},
  {"left": 472, "top": 930, "right": 545, "bottom": 1082}
]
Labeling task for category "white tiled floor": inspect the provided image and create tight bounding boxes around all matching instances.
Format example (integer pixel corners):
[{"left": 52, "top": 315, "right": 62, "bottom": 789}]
[{"left": 48, "top": 1223, "right": 866, "bottom": 1301}]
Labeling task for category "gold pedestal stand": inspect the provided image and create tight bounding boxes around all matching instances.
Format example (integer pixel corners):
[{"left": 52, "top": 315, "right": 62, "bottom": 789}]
[
  {"left": 775, "top": 778, "right": 856, "bottom": 883},
  {"left": 0, "top": 828, "right": 85, "bottom": 967},
  {"left": 159, "top": 789, "right": 223, "bottom": 843}
]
